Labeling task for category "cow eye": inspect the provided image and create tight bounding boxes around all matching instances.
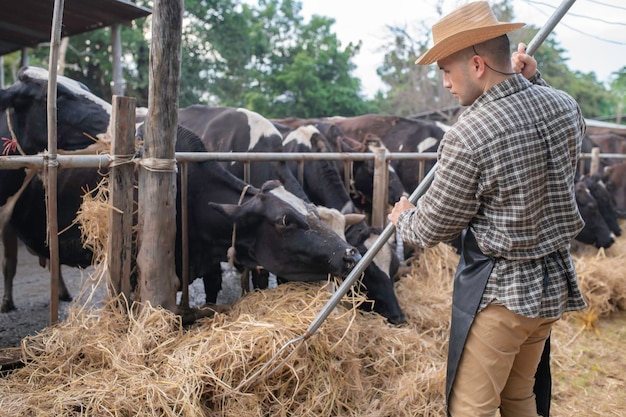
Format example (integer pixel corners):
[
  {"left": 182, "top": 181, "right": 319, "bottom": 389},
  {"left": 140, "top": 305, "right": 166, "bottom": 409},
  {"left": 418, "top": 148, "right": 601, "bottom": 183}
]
[{"left": 279, "top": 214, "right": 293, "bottom": 228}]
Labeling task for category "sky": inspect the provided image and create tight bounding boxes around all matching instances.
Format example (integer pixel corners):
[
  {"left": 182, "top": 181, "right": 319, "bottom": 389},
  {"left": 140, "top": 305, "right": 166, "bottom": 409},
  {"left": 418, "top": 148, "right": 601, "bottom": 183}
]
[{"left": 299, "top": 0, "right": 626, "bottom": 98}]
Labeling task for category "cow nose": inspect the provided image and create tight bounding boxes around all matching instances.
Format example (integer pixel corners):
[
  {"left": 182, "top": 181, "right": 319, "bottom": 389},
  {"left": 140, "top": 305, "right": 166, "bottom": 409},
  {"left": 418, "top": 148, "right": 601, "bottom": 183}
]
[
  {"left": 387, "top": 312, "right": 407, "bottom": 325},
  {"left": 343, "top": 247, "right": 361, "bottom": 268}
]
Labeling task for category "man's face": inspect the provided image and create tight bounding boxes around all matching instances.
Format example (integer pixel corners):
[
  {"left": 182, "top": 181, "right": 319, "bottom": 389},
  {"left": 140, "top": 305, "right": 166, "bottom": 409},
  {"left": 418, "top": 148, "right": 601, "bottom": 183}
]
[{"left": 437, "top": 50, "right": 483, "bottom": 106}]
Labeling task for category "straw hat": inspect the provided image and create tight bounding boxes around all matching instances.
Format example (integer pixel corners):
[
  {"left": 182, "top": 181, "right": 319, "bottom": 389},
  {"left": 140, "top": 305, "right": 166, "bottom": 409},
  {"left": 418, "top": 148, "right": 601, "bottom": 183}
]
[{"left": 415, "top": 1, "right": 525, "bottom": 65}]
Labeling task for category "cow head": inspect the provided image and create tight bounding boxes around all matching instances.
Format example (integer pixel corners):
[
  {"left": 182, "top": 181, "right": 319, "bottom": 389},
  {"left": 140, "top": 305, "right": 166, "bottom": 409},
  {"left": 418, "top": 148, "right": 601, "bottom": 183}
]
[
  {"left": 0, "top": 66, "right": 111, "bottom": 154},
  {"left": 603, "top": 163, "right": 626, "bottom": 219},
  {"left": 345, "top": 221, "right": 406, "bottom": 324},
  {"left": 575, "top": 181, "right": 615, "bottom": 248},
  {"left": 581, "top": 174, "right": 621, "bottom": 236},
  {"left": 316, "top": 122, "right": 407, "bottom": 210},
  {"left": 209, "top": 180, "right": 361, "bottom": 281}
]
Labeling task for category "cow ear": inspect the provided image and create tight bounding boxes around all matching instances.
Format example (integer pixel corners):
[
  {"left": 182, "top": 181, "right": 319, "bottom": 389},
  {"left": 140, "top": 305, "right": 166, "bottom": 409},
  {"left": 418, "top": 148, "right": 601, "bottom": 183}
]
[
  {"left": 208, "top": 202, "right": 240, "bottom": 222},
  {"left": 208, "top": 201, "right": 262, "bottom": 227},
  {"left": 344, "top": 213, "right": 367, "bottom": 226}
]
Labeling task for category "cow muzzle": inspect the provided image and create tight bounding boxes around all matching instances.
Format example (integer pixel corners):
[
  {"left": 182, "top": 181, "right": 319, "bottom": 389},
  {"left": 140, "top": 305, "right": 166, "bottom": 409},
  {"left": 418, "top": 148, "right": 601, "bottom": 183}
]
[{"left": 342, "top": 247, "right": 361, "bottom": 273}]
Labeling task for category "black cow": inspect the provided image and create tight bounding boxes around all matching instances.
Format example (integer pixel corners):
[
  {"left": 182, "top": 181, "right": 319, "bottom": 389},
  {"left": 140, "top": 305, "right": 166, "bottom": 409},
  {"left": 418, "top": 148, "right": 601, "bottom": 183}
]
[
  {"left": 0, "top": 67, "right": 361, "bottom": 312},
  {"left": 344, "top": 221, "right": 405, "bottom": 324},
  {"left": 0, "top": 166, "right": 90, "bottom": 312},
  {"left": 575, "top": 180, "right": 615, "bottom": 249},
  {"left": 163, "top": 125, "right": 362, "bottom": 302},
  {"left": 580, "top": 174, "right": 621, "bottom": 237},
  {"left": 603, "top": 161, "right": 626, "bottom": 219}
]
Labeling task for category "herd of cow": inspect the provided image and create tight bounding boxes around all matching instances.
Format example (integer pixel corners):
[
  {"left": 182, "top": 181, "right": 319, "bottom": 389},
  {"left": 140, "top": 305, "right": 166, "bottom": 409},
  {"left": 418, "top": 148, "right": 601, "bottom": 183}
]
[{"left": 0, "top": 66, "right": 624, "bottom": 327}]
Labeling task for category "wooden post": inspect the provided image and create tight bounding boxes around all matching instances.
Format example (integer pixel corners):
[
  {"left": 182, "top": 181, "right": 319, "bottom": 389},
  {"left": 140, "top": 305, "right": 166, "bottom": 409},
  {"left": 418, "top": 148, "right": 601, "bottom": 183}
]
[
  {"left": 371, "top": 146, "right": 389, "bottom": 229},
  {"left": 589, "top": 147, "right": 600, "bottom": 176},
  {"left": 107, "top": 96, "right": 136, "bottom": 301},
  {"left": 136, "top": 0, "right": 183, "bottom": 310},
  {"left": 46, "top": 0, "right": 64, "bottom": 324},
  {"left": 179, "top": 163, "right": 189, "bottom": 309}
]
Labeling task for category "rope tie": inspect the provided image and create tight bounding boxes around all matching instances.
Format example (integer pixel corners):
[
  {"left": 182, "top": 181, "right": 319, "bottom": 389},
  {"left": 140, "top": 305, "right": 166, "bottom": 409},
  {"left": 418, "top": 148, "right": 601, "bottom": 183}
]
[
  {"left": 42, "top": 151, "right": 59, "bottom": 168},
  {"left": 137, "top": 157, "right": 178, "bottom": 173},
  {"left": 227, "top": 184, "right": 251, "bottom": 269},
  {"left": 107, "top": 153, "right": 137, "bottom": 168}
]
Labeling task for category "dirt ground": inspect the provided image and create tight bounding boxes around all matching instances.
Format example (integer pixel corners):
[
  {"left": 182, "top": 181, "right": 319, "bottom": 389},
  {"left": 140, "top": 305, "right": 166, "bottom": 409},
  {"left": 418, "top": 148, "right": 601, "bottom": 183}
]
[{"left": 0, "top": 240, "right": 243, "bottom": 349}]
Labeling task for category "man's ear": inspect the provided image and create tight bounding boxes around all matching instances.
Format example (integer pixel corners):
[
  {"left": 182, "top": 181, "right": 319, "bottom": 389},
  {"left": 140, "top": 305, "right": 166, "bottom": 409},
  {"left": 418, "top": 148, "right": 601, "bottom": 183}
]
[{"left": 472, "top": 55, "right": 486, "bottom": 77}]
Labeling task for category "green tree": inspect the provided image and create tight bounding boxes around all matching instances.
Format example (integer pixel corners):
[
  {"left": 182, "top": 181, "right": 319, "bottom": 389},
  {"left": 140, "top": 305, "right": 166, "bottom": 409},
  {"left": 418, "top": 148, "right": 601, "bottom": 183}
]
[
  {"left": 182, "top": 0, "right": 370, "bottom": 117},
  {"left": 609, "top": 67, "right": 626, "bottom": 123},
  {"left": 375, "top": 0, "right": 616, "bottom": 121},
  {"left": 6, "top": 0, "right": 370, "bottom": 118}
]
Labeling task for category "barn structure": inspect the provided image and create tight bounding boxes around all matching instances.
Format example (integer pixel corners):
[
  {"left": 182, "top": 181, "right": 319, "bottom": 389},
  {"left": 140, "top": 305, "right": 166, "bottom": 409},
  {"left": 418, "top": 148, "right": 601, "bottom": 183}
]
[{"left": 0, "top": 0, "right": 151, "bottom": 92}]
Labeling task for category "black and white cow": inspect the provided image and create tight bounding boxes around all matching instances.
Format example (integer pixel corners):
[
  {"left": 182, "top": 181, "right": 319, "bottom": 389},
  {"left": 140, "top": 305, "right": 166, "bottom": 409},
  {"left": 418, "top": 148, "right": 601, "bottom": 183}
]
[
  {"left": 278, "top": 125, "right": 406, "bottom": 323},
  {"left": 0, "top": 66, "right": 111, "bottom": 154},
  {"left": 0, "top": 67, "right": 361, "bottom": 312},
  {"left": 344, "top": 221, "right": 405, "bottom": 324},
  {"left": 0, "top": 66, "right": 113, "bottom": 312},
  {"left": 272, "top": 117, "right": 408, "bottom": 213},
  {"left": 177, "top": 105, "right": 309, "bottom": 202},
  {"left": 325, "top": 114, "right": 446, "bottom": 193},
  {"left": 315, "top": 121, "right": 408, "bottom": 213},
  {"left": 178, "top": 107, "right": 407, "bottom": 322},
  {"left": 162, "top": 125, "right": 362, "bottom": 303},
  {"left": 281, "top": 124, "right": 356, "bottom": 213}
]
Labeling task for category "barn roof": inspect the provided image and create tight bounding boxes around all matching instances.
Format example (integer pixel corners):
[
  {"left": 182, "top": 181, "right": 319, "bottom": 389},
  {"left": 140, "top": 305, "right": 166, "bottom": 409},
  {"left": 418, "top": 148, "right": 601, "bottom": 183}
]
[{"left": 0, "top": 0, "right": 152, "bottom": 56}]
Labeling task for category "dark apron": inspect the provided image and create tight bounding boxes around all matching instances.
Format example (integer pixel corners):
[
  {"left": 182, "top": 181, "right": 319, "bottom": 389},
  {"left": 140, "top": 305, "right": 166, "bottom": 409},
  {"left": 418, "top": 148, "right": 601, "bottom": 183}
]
[{"left": 446, "top": 227, "right": 552, "bottom": 417}]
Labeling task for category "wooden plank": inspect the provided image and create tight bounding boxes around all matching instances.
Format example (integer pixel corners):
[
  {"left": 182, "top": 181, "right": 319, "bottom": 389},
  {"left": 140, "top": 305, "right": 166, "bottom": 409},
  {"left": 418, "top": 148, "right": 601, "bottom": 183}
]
[
  {"left": 46, "top": 0, "right": 64, "bottom": 325},
  {"left": 107, "top": 96, "right": 136, "bottom": 301},
  {"left": 371, "top": 146, "right": 389, "bottom": 229}
]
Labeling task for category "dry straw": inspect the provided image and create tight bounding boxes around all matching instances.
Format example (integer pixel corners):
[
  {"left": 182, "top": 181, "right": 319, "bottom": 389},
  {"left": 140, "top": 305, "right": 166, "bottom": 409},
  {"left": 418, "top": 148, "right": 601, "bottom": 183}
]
[{"left": 0, "top": 187, "right": 623, "bottom": 416}]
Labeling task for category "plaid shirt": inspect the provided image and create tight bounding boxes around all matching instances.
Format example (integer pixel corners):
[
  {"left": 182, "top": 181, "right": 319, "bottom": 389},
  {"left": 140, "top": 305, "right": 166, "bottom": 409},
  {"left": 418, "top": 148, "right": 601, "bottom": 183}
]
[{"left": 397, "top": 73, "right": 587, "bottom": 318}]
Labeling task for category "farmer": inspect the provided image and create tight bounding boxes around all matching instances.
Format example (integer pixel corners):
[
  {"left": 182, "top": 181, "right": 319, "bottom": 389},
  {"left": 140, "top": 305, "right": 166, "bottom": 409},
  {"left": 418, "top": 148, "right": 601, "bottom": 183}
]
[{"left": 388, "top": 2, "right": 587, "bottom": 416}]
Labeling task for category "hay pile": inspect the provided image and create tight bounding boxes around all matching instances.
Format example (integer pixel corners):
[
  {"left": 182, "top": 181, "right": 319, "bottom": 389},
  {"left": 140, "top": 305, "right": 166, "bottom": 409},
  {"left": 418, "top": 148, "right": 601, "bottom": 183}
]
[
  {"left": 571, "top": 241, "right": 626, "bottom": 315},
  {"left": 0, "top": 245, "right": 454, "bottom": 416},
  {"left": 0, "top": 213, "right": 623, "bottom": 415}
]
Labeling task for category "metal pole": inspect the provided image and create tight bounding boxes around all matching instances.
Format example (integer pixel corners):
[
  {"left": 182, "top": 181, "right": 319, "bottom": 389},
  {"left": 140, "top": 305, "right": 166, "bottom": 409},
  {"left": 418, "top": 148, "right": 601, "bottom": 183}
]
[
  {"left": 305, "top": 167, "right": 436, "bottom": 337},
  {"left": 304, "top": 0, "right": 577, "bottom": 339},
  {"left": 526, "top": 0, "right": 577, "bottom": 56}
]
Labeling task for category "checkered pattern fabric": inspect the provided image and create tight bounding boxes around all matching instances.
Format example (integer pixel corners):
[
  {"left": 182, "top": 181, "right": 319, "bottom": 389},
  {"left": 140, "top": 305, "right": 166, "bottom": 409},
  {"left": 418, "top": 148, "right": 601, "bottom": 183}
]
[{"left": 397, "top": 73, "right": 587, "bottom": 318}]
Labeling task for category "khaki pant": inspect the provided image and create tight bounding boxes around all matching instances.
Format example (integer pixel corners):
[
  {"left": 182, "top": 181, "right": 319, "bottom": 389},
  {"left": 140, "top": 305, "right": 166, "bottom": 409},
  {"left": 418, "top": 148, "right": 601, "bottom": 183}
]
[{"left": 448, "top": 304, "right": 557, "bottom": 417}]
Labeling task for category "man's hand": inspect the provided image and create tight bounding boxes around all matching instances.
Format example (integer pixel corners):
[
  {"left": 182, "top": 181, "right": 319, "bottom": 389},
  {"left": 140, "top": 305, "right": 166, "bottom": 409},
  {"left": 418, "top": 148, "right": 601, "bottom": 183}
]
[
  {"left": 511, "top": 42, "right": 537, "bottom": 80},
  {"left": 388, "top": 196, "right": 415, "bottom": 226}
]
